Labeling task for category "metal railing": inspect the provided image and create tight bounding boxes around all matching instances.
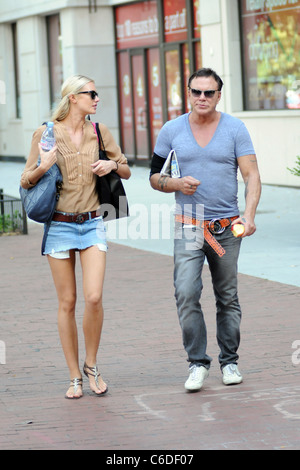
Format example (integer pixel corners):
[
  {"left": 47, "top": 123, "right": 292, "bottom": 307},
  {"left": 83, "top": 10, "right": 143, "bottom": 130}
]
[{"left": 0, "top": 189, "right": 28, "bottom": 235}]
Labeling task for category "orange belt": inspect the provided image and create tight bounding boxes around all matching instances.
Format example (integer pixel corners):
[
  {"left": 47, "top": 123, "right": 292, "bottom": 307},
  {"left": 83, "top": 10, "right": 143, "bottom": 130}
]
[{"left": 175, "top": 214, "right": 238, "bottom": 257}]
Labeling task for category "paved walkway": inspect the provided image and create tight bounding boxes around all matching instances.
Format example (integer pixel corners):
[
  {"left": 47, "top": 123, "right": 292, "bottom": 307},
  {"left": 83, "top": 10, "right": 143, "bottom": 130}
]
[
  {"left": 1, "top": 161, "right": 300, "bottom": 450},
  {"left": 1, "top": 223, "right": 300, "bottom": 450}
]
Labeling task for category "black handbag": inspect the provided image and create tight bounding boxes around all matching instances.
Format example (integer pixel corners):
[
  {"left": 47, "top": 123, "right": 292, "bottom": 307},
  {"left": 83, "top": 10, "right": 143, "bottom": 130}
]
[
  {"left": 93, "top": 122, "right": 129, "bottom": 221},
  {"left": 19, "top": 162, "right": 62, "bottom": 223}
]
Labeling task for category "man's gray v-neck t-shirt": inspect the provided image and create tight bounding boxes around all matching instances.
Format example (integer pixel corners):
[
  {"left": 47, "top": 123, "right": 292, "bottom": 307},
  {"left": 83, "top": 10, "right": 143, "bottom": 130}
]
[{"left": 154, "top": 112, "right": 255, "bottom": 219}]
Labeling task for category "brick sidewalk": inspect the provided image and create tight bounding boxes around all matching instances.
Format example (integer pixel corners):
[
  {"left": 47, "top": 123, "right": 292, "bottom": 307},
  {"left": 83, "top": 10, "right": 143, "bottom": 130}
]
[{"left": 0, "top": 224, "right": 300, "bottom": 450}]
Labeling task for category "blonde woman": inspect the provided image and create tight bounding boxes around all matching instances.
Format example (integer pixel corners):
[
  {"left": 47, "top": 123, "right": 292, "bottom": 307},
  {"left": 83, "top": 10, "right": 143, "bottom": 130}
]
[{"left": 20, "top": 75, "right": 131, "bottom": 398}]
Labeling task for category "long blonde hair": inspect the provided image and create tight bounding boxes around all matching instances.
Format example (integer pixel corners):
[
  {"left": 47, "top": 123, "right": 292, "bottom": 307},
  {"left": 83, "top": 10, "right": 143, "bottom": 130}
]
[{"left": 51, "top": 74, "right": 94, "bottom": 121}]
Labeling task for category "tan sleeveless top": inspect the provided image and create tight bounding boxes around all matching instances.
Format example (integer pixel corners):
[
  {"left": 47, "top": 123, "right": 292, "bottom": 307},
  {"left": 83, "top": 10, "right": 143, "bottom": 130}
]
[{"left": 20, "top": 120, "right": 127, "bottom": 214}]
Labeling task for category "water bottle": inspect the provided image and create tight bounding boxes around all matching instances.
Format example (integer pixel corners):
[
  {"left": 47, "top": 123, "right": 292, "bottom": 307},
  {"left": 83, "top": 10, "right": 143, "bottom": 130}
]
[{"left": 40, "top": 121, "right": 55, "bottom": 151}]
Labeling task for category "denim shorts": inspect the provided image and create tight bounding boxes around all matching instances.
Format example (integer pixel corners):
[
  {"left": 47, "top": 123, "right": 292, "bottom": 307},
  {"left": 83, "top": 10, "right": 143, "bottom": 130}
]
[{"left": 43, "top": 215, "right": 107, "bottom": 258}]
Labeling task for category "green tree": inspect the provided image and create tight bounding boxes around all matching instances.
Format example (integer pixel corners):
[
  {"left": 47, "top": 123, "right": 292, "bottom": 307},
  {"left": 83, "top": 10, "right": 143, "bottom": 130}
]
[{"left": 287, "top": 156, "right": 300, "bottom": 177}]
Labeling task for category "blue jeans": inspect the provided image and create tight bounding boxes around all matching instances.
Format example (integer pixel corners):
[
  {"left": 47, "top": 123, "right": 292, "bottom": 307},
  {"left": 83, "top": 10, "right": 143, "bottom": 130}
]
[{"left": 174, "top": 223, "right": 242, "bottom": 369}]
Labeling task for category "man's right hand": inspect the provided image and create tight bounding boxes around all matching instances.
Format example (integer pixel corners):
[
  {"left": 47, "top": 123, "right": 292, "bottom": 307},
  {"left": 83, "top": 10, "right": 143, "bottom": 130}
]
[
  {"left": 178, "top": 176, "right": 201, "bottom": 195},
  {"left": 150, "top": 174, "right": 200, "bottom": 194}
]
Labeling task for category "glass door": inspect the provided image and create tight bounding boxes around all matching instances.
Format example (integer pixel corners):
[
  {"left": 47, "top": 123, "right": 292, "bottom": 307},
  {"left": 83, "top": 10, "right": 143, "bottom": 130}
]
[
  {"left": 118, "top": 48, "right": 162, "bottom": 163},
  {"left": 131, "top": 52, "right": 149, "bottom": 160},
  {"left": 164, "top": 44, "right": 191, "bottom": 120},
  {"left": 147, "top": 48, "right": 163, "bottom": 151},
  {"left": 118, "top": 51, "right": 134, "bottom": 160}
]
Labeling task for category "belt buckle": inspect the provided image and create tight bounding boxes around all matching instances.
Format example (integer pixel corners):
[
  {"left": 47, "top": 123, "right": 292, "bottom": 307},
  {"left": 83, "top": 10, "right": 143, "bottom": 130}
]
[
  {"left": 209, "top": 219, "right": 225, "bottom": 235},
  {"left": 75, "top": 214, "right": 85, "bottom": 224}
]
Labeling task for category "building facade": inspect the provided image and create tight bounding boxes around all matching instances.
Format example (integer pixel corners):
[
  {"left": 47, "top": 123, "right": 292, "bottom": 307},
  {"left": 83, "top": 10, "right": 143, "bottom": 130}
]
[{"left": 0, "top": 0, "right": 299, "bottom": 187}]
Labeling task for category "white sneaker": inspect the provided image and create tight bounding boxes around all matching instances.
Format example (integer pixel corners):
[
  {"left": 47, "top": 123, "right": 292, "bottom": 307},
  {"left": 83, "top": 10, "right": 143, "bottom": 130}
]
[
  {"left": 222, "top": 364, "right": 243, "bottom": 385},
  {"left": 184, "top": 365, "right": 209, "bottom": 391}
]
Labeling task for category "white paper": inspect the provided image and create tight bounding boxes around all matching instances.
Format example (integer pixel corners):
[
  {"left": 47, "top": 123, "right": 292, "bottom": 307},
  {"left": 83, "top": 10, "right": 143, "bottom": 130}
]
[{"left": 160, "top": 149, "right": 180, "bottom": 178}]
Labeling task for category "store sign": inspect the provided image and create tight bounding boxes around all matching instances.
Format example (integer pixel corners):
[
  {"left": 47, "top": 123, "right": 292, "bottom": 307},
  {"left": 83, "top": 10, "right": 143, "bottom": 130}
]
[
  {"left": 245, "top": 0, "right": 298, "bottom": 11},
  {"left": 241, "top": 0, "right": 300, "bottom": 109},
  {"left": 116, "top": 1, "right": 159, "bottom": 49},
  {"left": 164, "top": 0, "right": 187, "bottom": 42}
]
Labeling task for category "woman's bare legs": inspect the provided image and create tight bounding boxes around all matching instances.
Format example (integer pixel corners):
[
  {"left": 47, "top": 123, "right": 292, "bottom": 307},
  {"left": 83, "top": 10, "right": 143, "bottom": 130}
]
[
  {"left": 80, "top": 245, "right": 107, "bottom": 394},
  {"left": 47, "top": 251, "right": 83, "bottom": 398}
]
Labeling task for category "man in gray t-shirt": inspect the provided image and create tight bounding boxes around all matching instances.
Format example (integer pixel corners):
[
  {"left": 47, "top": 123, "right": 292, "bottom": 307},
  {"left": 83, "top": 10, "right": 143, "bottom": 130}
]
[{"left": 150, "top": 68, "right": 261, "bottom": 391}]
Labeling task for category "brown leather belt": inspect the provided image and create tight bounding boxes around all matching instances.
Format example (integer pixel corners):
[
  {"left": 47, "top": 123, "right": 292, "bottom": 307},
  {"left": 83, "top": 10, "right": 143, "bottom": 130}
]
[
  {"left": 52, "top": 211, "right": 98, "bottom": 224},
  {"left": 175, "top": 214, "right": 239, "bottom": 257}
]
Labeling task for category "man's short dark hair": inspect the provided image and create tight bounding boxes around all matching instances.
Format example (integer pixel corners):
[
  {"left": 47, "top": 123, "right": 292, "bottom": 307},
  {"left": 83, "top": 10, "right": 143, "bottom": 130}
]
[{"left": 188, "top": 68, "right": 224, "bottom": 91}]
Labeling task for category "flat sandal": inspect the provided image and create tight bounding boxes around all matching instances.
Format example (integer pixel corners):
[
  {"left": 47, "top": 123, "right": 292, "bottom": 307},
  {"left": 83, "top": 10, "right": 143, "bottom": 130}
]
[
  {"left": 65, "top": 377, "right": 83, "bottom": 399},
  {"left": 83, "top": 362, "right": 108, "bottom": 396}
]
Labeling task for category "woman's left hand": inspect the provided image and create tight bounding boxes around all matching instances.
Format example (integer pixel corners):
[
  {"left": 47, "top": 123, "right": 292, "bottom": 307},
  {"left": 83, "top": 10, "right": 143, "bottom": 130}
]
[{"left": 91, "top": 160, "right": 117, "bottom": 177}]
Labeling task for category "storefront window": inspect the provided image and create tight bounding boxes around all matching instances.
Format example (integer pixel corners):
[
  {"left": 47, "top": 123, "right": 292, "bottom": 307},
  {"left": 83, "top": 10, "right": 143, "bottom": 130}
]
[
  {"left": 163, "top": 0, "right": 191, "bottom": 119},
  {"left": 165, "top": 49, "right": 182, "bottom": 120},
  {"left": 183, "top": 43, "right": 191, "bottom": 112},
  {"left": 132, "top": 54, "right": 149, "bottom": 159},
  {"left": 117, "top": 51, "right": 134, "bottom": 159},
  {"left": 241, "top": 0, "right": 300, "bottom": 110},
  {"left": 115, "top": 0, "right": 202, "bottom": 162},
  {"left": 147, "top": 48, "right": 163, "bottom": 149},
  {"left": 193, "top": 0, "right": 201, "bottom": 69},
  {"left": 194, "top": 41, "right": 202, "bottom": 70}
]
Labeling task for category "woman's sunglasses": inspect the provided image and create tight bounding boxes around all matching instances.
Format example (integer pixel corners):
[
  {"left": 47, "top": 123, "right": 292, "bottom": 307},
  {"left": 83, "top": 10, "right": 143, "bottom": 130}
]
[
  {"left": 189, "top": 88, "right": 219, "bottom": 98},
  {"left": 77, "top": 90, "right": 99, "bottom": 100}
]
